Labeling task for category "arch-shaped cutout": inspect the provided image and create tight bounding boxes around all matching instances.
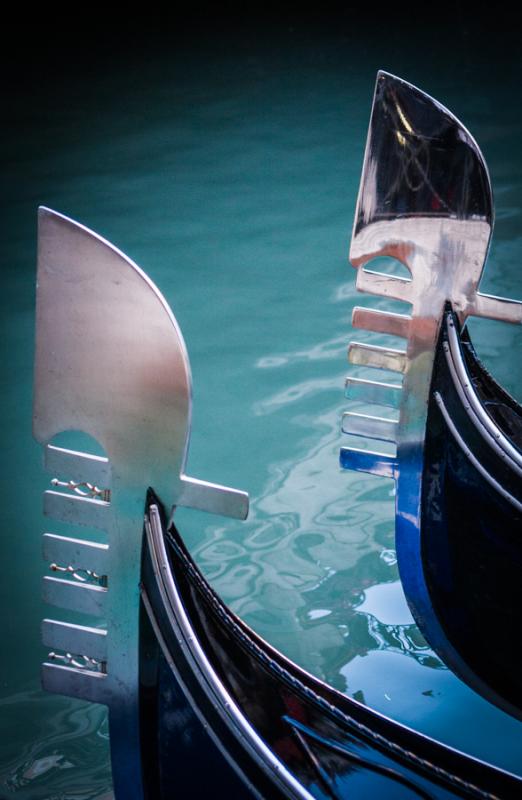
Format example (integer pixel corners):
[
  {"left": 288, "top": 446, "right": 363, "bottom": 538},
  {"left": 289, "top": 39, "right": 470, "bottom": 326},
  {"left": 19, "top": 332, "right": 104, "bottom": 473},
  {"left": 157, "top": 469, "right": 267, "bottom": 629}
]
[{"left": 50, "top": 430, "right": 108, "bottom": 459}]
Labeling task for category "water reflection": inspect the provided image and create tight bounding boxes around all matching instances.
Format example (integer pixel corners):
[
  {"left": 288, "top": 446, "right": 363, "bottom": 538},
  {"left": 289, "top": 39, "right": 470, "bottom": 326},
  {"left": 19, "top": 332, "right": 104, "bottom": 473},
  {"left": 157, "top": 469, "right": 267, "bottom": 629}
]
[
  {"left": 4, "top": 26, "right": 522, "bottom": 796},
  {"left": 0, "top": 689, "right": 112, "bottom": 799},
  {"left": 189, "top": 347, "right": 522, "bottom": 770},
  {"left": 192, "top": 403, "right": 419, "bottom": 687}
]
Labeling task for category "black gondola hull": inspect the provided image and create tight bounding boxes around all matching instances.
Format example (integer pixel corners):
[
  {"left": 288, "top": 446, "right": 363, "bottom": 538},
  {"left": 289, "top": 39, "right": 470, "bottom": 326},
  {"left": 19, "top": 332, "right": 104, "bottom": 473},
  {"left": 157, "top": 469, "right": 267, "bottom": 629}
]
[{"left": 138, "top": 490, "right": 522, "bottom": 799}]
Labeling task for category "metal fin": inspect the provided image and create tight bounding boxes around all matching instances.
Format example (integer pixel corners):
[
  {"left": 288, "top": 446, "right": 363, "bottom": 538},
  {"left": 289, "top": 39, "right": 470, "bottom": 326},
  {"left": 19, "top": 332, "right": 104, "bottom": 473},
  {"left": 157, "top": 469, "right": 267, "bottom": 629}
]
[
  {"left": 342, "top": 412, "right": 397, "bottom": 443},
  {"left": 348, "top": 342, "right": 407, "bottom": 373},
  {"left": 352, "top": 307, "right": 411, "bottom": 339},
  {"left": 42, "top": 619, "right": 107, "bottom": 662},
  {"left": 45, "top": 445, "right": 111, "bottom": 488},
  {"left": 472, "top": 292, "right": 522, "bottom": 324},
  {"left": 43, "top": 533, "right": 109, "bottom": 576},
  {"left": 345, "top": 377, "right": 401, "bottom": 408},
  {"left": 43, "top": 491, "right": 110, "bottom": 530},
  {"left": 340, "top": 447, "right": 397, "bottom": 478},
  {"left": 43, "top": 576, "right": 107, "bottom": 616},
  {"left": 355, "top": 270, "right": 413, "bottom": 304},
  {"left": 42, "top": 663, "right": 109, "bottom": 703},
  {"left": 178, "top": 476, "right": 249, "bottom": 520}
]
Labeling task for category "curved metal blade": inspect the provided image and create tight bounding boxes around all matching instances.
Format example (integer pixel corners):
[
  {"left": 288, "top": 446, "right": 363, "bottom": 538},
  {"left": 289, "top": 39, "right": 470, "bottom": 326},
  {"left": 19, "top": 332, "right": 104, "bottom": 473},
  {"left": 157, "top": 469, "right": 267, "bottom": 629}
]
[
  {"left": 34, "top": 207, "right": 191, "bottom": 500},
  {"left": 34, "top": 207, "right": 248, "bottom": 517},
  {"left": 350, "top": 70, "right": 521, "bottom": 325},
  {"left": 33, "top": 208, "right": 248, "bottom": 799}
]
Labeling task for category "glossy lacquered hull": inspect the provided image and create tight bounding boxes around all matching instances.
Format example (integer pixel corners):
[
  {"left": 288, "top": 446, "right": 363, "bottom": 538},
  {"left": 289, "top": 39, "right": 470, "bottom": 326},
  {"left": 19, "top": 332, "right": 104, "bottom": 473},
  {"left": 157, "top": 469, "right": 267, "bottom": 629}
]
[
  {"left": 414, "top": 309, "right": 522, "bottom": 720},
  {"left": 137, "top": 491, "right": 522, "bottom": 800}
]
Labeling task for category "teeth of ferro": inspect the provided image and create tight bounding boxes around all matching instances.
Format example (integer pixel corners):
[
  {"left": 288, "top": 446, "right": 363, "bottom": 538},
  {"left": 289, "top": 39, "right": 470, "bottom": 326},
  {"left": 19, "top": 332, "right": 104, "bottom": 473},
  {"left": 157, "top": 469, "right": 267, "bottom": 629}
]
[
  {"left": 351, "top": 307, "right": 412, "bottom": 339},
  {"left": 41, "top": 445, "right": 111, "bottom": 702},
  {"left": 348, "top": 341, "right": 407, "bottom": 373},
  {"left": 355, "top": 268, "right": 413, "bottom": 304},
  {"left": 341, "top": 300, "right": 407, "bottom": 478},
  {"left": 345, "top": 377, "right": 401, "bottom": 408},
  {"left": 342, "top": 411, "right": 398, "bottom": 443},
  {"left": 42, "top": 620, "right": 107, "bottom": 662}
]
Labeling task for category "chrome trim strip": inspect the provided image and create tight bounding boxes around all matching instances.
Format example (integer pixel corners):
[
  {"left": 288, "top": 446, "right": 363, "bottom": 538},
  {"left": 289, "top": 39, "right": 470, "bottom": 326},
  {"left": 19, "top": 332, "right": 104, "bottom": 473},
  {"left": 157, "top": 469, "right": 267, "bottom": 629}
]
[
  {"left": 140, "top": 590, "right": 265, "bottom": 800},
  {"left": 434, "top": 392, "right": 522, "bottom": 513},
  {"left": 444, "top": 315, "right": 522, "bottom": 476},
  {"left": 145, "top": 505, "right": 315, "bottom": 800}
]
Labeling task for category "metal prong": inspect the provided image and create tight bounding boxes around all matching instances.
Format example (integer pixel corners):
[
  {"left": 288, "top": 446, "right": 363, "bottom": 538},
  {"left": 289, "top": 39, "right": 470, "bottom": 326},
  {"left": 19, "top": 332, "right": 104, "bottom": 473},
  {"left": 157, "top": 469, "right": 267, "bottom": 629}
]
[
  {"left": 43, "top": 534, "right": 109, "bottom": 576},
  {"left": 352, "top": 307, "right": 412, "bottom": 339},
  {"left": 348, "top": 342, "right": 407, "bottom": 373},
  {"left": 342, "top": 412, "right": 397, "bottom": 443},
  {"left": 43, "top": 576, "right": 107, "bottom": 616},
  {"left": 43, "top": 491, "right": 110, "bottom": 530},
  {"left": 472, "top": 292, "right": 522, "bottom": 325},
  {"left": 42, "top": 662, "right": 109, "bottom": 703},
  {"left": 45, "top": 445, "right": 111, "bottom": 487},
  {"left": 340, "top": 446, "right": 397, "bottom": 479},
  {"left": 345, "top": 377, "right": 401, "bottom": 408},
  {"left": 178, "top": 476, "right": 249, "bottom": 520},
  {"left": 356, "top": 269, "right": 412, "bottom": 304},
  {"left": 42, "top": 619, "right": 107, "bottom": 662}
]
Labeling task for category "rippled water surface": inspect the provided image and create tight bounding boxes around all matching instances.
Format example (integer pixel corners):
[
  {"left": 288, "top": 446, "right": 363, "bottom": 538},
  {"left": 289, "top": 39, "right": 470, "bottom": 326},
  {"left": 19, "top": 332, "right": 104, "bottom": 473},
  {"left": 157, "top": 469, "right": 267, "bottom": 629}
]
[{"left": 2, "top": 22, "right": 522, "bottom": 798}]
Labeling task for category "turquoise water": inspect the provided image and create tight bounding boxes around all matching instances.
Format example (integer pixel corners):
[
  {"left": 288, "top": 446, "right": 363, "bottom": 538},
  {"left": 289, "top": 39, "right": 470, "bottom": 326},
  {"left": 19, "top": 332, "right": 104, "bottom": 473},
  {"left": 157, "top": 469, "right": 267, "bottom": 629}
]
[{"left": 1, "top": 23, "right": 522, "bottom": 798}]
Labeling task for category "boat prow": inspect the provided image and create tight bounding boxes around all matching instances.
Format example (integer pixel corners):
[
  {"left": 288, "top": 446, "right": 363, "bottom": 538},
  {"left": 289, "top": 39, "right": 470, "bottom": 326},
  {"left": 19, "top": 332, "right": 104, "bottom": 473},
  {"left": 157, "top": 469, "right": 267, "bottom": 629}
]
[{"left": 342, "top": 71, "right": 522, "bottom": 719}]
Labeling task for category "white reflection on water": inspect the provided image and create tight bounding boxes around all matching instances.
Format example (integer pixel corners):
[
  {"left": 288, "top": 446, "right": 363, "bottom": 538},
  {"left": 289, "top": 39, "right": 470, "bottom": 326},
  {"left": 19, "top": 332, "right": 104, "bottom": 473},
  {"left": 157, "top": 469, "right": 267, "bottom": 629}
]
[
  {"left": 256, "top": 335, "right": 348, "bottom": 369},
  {"left": 357, "top": 580, "right": 414, "bottom": 626},
  {"left": 253, "top": 377, "right": 341, "bottom": 415}
]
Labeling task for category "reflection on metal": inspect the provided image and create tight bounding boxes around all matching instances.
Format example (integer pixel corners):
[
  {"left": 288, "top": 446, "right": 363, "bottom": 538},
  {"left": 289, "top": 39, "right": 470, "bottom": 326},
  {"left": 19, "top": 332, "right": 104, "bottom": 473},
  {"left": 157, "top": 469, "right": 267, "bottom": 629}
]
[
  {"left": 49, "top": 561, "right": 106, "bottom": 586},
  {"left": 341, "top": 72, "right": 521, "bottom": 704},
  {"left": 50, "top": 477, "right": 111, "bottom": 502},
  {"left": 348, "top": 341, "right": 407, "bottom": 373},
  {"left": 341, "top": 411, "right": 397, "bottom": 444},
  {"left": 48, "top": 650, "right": 104, "bottom": 672},
  {"left": 43, "top": 533, "right": 109, "bottom": 577},
  {"left": 345, "top": 376, "right": 401, "bottom": 408},
  {"left": 43, "top": 574, "right": 108, "bottom": 616},
  {"left": 33, "top": 209, "right": 249, "bottom": 799},
  {"left": 351, "top": 307, "right": 412, "bottom": 339},
  {"left": 42, "top": 619, "right": 108, "bottom": 662},
  {"left": 144, "top": 503, "right": 315, "bottom": 800}
]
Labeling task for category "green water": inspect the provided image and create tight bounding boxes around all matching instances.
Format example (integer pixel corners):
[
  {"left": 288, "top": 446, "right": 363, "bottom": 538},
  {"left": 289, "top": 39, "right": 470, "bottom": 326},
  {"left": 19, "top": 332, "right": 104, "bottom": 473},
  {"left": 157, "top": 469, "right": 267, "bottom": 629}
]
[{"left": 1, "top": 21, "right": 522, "bottom": 798}]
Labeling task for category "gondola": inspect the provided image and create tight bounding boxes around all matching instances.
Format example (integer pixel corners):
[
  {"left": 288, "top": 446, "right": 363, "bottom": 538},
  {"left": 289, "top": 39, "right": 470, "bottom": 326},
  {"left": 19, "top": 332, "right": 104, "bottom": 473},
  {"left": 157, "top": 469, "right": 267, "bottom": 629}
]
[
  {"left": 33, "top": 72, "right": 521, "bottom": 798},
  {"left": 340, "top": 72, "right": 522, "bottom": 723},
  {"left": 136, "top": 488, "right": 521, "bottom": 799}
]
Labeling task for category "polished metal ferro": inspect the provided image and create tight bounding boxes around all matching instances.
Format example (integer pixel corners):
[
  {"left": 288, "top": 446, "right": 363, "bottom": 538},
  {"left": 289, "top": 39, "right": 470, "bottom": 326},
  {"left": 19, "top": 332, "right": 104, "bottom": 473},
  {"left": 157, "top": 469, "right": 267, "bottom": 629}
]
[
  {"left": 33, "top": 209, "right": 249, "bottom": 799},
  {"left": 341, "top": 71, "right": 521, "bottom": 669}
]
